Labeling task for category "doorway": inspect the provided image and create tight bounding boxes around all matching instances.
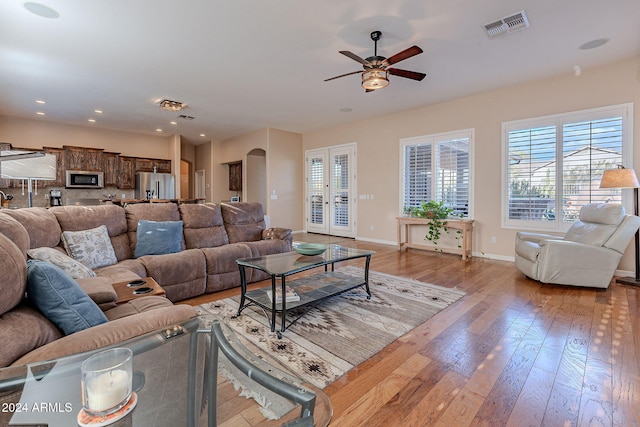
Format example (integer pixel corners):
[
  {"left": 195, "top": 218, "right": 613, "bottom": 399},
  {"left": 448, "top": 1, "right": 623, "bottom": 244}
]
[
  {"left": 180, "top": 159, "right": 192, "bottom": 198},
  {"left": 305, "top": 143, "right": 357, "bottom": 237},
  {"left": 246, "top": 149, "right": 266, "bottom": 209}
]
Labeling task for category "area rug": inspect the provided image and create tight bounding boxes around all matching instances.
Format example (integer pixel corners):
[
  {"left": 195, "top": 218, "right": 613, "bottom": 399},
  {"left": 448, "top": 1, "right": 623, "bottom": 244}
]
[{"left": 196, "top": 266, "right": 465, "bottom": 419}]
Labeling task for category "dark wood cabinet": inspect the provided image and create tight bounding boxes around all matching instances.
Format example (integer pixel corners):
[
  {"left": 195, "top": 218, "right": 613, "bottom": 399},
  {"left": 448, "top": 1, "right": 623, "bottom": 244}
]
[
  {"left": 118, "top": 156, "right": 136, "bottom": 189},
  {"left": 64, "top": 146, "right": 104, "bottom": 171},
  {"left": 228, "top": 161, "right": 242, "bottom": 191},
  {"left": 135, "top": 158, "right": 171, "bottom": 173},
  {"left": 103, "top": 152, "right": 120, "bottom": 186},
  {"left": 156, "top": 159, "right": 171, "bottom": 173},
  {"left": 43, "top": 147, "right": 65, "bottom": 187}
]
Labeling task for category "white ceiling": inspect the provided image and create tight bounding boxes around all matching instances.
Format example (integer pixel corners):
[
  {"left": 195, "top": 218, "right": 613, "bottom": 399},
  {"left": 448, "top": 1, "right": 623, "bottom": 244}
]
[{"left": 1, "top": 0, "right": 639, "bottom": 144}]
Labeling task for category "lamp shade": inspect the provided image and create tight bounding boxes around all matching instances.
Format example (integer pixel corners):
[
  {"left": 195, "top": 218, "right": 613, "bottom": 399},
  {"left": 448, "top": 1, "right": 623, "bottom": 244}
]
[
  {"left": 0, "top": 152, "right": 57, "bottom": 180},
  {"left": 599, "top": 167, "right": 640, "bottom": 189},
  {"left": 361, "top": 68, "right": 389, "bottom": 90}
]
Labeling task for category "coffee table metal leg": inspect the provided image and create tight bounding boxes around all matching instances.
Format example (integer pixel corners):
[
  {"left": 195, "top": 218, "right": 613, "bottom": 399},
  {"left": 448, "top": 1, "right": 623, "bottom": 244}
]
[
  {"left": 364, "top": 255, "right": 372, "bottom": 299},
  {"left": 237, "top": 265, "right": 248, "bottom": 316},
  {"left": 270, "top": 275, "right": 278, "bottom": 333},
  {"left": 280, "top": 276, "right": 288, "bottom": 336}
]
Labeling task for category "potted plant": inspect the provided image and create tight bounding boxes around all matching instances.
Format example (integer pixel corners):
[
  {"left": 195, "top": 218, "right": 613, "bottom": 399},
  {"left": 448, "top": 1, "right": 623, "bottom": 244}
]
[{"left": 414, "top": 200, "right": 457, "bottom": 246}]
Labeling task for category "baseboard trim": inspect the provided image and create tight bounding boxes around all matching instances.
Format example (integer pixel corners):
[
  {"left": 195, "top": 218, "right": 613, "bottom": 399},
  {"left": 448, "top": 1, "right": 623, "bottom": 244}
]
[{"left": 354, "top": 236, "right": 397, "bottom": 246}]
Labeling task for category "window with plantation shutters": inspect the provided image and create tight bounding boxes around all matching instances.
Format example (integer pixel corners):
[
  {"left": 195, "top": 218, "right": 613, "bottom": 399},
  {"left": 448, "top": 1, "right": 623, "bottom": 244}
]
[
  {"left": 400, "top": 130, "right": 473, "bottom": 218},
  {"left": 503, "top": 103, "right": 632, "bottom": 231}
]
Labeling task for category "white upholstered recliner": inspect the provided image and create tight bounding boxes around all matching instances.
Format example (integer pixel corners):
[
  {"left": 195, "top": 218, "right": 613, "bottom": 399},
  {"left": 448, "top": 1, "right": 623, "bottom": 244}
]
[{"left": 515, "top": 203, "right": 640, "bottom": 288}]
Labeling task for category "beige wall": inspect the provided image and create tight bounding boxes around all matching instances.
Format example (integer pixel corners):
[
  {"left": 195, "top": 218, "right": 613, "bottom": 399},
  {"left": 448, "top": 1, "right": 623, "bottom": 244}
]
[
  {"left": 212, "top": 128, "right": 267, "bottom": 203},
  {"left": 266, "top": 128, "right": 303, "bottom": 230},
  {"left": 210, "top": 128, "right": 303, "bottom": 229},
  {"left": 0, "top": 116, "right": 171, "bottom": 158},
  {"left": 195, "top": 143, "right": 212, "bottom": 202},
  {"left": 303, "top": 56, "right": 640, "bottom": 269}
]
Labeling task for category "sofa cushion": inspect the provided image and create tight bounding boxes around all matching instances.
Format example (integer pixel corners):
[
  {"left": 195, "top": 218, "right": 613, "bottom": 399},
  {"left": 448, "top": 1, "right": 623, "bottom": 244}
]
[
  {"left": 27, "top": 247, "right": 97, "bottom": 279},
  {"left": 221, "top": 202, "right": 266, "bottom": 243},
  {"left": 125, "top": 203, "right": 183, "bottom": 253},
  {"left": 179, "top": 203, "right": 230, "bottom": 248},
  {"left": 12, "top": 305, "right": 197, "bottom": 366},
  {"left": 140, "top": 249, "right": 206, "bottom": 302},
  {"left": 134, "top": 220, "right": 184, "bottom": 257},
  {"left": 26, "top": 260, "right": 108, "bottom": 335},
  {"left": 0, "top": 233, "right": 27, "bottom": 316},
  {"left": 0, "top": 304, "right": 62, "bottom": 367},
  {"left": 62, "top": 225, "right": 118, "bottom": 269},
  {"left": 1, "top": 207, "right": 61, "bottom": 249},
  {"left": 0, "top": 213, "right": 30, "bottom": 257},
  {"left": 51, "top": 205, "right": 132, "bottom": 261}
]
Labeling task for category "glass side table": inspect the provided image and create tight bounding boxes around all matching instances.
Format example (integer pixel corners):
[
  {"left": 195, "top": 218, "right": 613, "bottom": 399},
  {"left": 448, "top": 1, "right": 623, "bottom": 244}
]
[{"left": 0, "top": 316, "right": 332, "bottom": 427}]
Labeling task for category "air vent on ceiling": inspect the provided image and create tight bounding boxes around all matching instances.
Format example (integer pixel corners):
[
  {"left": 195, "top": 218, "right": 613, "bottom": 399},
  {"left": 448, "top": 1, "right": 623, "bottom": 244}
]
[
  {"left": 484, "top": 10, "right": 529, "bottom": 39},
  {"left": 178, "top": 114, "right": 195, "bottom": 120}
]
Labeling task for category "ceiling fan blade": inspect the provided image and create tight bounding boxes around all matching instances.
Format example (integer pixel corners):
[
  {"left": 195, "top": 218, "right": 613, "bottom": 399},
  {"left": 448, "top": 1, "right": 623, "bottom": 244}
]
[
  {"left": 324, "top": 70, "right": 363, "bottom": 82},
  {"left": 388, "top": 68, "right": 426, "bottom": 81},
  {"left": 339, "top": 50, "right": 371, "bottom": 66},
  {"left": 384, "top": 45, "right": 423, "bottom": 66}
]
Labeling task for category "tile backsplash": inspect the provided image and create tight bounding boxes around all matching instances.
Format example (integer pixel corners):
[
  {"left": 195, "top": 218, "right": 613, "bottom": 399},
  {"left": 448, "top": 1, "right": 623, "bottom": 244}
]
[{"left": 1, "top": 184, "right": 134, "bottom": 209}]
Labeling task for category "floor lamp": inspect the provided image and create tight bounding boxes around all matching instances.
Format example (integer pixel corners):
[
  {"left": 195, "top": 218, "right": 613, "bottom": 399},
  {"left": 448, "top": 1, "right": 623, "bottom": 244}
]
[
  {"left": 0, "top": 151, "right": 57, "bottom": 207},
  {"left": 600, "top": 165, "right": 640, "bottom": 286}
]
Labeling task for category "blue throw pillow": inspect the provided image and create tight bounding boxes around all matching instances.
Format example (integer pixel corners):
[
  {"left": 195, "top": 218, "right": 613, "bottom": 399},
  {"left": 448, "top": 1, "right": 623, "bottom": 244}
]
[
  {"left": 135, "top": 220, "right": 184, "bottom": 258},
  {"left": 26, "top": 260, "right": 108, "bottom": 335}
]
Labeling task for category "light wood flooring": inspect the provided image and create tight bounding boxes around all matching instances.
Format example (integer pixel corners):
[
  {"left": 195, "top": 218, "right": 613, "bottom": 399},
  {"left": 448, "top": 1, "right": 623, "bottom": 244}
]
[{"left": 183, "top": 233, "right": 640, "bottom": 426}]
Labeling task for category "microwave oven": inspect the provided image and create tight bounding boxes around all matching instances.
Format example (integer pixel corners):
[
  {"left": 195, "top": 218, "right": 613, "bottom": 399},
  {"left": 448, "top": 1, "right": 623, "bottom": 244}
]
[{"left": 65, "top": 170, "right": 104, "bottom": 188}]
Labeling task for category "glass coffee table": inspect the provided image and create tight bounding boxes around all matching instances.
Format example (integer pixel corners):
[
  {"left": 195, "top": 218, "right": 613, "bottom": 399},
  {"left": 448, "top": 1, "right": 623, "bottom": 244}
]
[{"left": 236, "top": 244, "right": 375, "bottom": 338}]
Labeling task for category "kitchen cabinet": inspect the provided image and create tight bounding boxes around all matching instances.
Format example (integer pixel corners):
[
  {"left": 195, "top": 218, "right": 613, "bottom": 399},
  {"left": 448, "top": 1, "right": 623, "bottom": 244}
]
[
  {"left": 118, "top": 156, "right": 136, "bottom": 189},
  {"left": 227, "top": 161, "right": 242, "bottom": 191},
  {"left": 103, "top": 152, "right": 120, "bottom": 186},
  {"left": 135, "top": 158, "right": 171, "bottom": 173},
  {"left": 64, "top": 146, "right": 104, "bottom": 171}
]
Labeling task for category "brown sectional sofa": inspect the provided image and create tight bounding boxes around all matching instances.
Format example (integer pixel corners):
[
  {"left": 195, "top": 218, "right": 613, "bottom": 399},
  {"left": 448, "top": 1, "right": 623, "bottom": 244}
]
[{"left": 0, "top": 202, "right": 292, "bottom": 369}]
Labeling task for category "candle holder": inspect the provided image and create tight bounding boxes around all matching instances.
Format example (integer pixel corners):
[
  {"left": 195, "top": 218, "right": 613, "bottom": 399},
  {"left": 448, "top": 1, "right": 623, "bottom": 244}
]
[{"left": 80, "top": 348, "right": 134, "bottom": 419}]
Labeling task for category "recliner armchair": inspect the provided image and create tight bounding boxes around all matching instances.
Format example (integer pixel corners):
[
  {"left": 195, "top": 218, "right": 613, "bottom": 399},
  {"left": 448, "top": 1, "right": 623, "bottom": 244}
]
[{"left": 515, "top": 203, "right": 640, "bottom": 288}]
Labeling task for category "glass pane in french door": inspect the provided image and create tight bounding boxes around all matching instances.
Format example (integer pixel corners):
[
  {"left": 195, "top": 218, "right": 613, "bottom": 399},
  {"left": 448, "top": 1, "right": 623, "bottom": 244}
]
[
  {"left": 332, "top": 152, "right": 350, "bottom": 228},
  {"left": 308, "top": 154, "right": 325, "bottom": 228}
]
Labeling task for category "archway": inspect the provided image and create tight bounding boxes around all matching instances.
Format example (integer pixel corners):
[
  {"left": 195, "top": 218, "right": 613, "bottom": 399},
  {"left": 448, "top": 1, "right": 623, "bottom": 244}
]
[{"left": 246, "top": 149, "right": 266, "bottom": 209}]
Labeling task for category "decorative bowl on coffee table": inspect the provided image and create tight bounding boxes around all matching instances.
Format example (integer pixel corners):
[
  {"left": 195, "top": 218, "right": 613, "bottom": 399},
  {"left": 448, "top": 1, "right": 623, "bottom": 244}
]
[{"left": 293, "top": 243, "right": 328, "bottom": 256}]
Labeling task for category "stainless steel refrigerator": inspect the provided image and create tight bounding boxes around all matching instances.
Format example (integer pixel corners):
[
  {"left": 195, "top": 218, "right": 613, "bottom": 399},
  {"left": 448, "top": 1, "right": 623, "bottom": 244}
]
[{"left": 135, "top": 172, "right": 175, "bottom": 199}]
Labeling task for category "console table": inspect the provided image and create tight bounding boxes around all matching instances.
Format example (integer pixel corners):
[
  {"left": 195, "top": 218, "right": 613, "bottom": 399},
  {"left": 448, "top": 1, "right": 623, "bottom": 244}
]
[{"left": 396, "top": 216, "right": 474, "bottom": 260}]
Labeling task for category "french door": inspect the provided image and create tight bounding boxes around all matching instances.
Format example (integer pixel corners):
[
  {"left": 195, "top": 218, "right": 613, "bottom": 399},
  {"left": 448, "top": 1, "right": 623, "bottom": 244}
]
[{"left": 305, "top": 144, "right": 357, "bottom": 237}]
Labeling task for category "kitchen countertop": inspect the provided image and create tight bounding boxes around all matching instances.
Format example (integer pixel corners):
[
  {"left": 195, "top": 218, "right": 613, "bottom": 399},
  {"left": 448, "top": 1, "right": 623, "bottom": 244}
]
[{"left": 102, "top": 198, "right": 205, "bottom": 206}]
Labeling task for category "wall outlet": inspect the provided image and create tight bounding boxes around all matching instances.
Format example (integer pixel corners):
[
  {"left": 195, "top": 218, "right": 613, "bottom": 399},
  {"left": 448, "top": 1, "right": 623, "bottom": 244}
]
[
  {"left": 369, "top": 225, "right": 374, "bottom": 231},
  {"left": 490, "top": 236, "right": 497, "bottom": 244}
]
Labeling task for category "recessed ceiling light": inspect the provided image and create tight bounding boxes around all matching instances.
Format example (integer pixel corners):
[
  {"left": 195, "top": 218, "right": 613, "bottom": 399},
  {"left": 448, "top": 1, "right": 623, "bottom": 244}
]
[
  {"left": 88, "top": 119, "right": 96, "bottom": 123},
  {"left": 579, "top": 38, "right": 609, "bottom": 50},
  {"left": 200, "top": 134, "right": 206, "bottom": 137},
  {"left": 170, "top": 121, "right": 177, "bottom": 125},
  {"left": 36, "top": 111, "right": 45, "bottom": 116},
  {"left": 339, "top": 107, "right": 353, "bottom": 113},
  {"left": 23, "top": 2, "right": 60, "bottom": 19},
  {"left": 35, "top": 100, "right": 46, "bottom": 104},
  {"left": 156, "top": 129, "right": 163, "bottom": 132},
  {"left": 94, "top": 109, "right": 103, "bottom": 114}
]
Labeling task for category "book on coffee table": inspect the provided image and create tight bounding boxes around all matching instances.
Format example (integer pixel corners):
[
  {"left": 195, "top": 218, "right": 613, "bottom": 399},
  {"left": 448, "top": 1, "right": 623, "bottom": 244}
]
[{"left": 266, "top": 285, "right": 300, "bottom": 302}]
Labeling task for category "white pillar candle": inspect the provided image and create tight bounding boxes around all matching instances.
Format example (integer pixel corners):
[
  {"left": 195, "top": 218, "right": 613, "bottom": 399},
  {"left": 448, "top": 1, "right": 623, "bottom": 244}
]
[{"left": 85, "top": 369, "right": 131, "bottom": 412}]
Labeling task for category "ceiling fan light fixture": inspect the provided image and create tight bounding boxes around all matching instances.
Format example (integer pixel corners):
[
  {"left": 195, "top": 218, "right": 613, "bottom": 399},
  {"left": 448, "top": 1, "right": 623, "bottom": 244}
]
[{"left": 361, "top": 69, "right": 389, "bottom": 90}]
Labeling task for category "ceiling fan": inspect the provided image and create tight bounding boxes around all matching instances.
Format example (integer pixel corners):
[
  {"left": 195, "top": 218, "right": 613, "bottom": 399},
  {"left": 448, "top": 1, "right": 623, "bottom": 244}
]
[{"left": 325, "top": 30, "right": 426, "bottom": 92}]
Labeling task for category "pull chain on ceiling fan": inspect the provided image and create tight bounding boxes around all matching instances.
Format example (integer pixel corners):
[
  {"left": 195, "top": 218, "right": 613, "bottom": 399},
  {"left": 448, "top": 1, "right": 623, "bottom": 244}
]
[{"left": 324, "top": 30, "right": 426, "bottom": 92}]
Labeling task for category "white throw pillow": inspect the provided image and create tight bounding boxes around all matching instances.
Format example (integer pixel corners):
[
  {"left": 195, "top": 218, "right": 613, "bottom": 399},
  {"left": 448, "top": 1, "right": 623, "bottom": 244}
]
[
  {"left": 61, "top": 225, "right": 118, "bottom": 270},
  {"left": 27, "top": 247, "right": 97, "bottom": 279}
]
